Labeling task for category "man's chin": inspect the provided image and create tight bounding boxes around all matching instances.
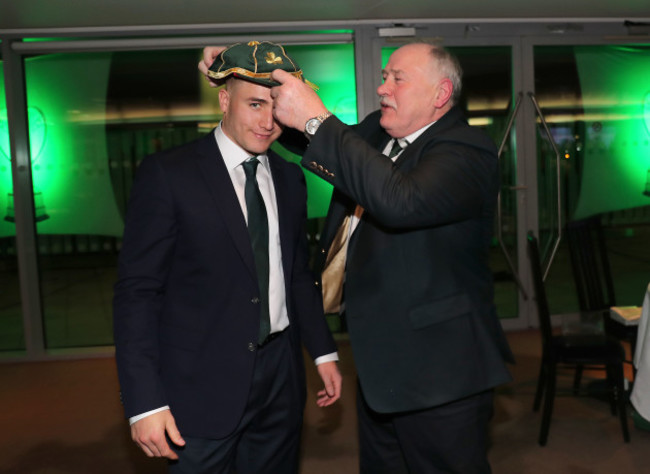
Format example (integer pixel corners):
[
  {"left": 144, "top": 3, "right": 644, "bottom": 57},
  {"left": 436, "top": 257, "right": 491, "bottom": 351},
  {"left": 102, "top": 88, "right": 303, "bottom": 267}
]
[{"left": 379, "top": 115, "right": 392, "bottom": 131}]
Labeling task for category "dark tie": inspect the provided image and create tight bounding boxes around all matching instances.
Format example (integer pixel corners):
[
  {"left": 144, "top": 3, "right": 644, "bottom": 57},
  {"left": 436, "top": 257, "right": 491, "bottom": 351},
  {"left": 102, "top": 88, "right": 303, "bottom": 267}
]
[
  {"left": 388, "top": 139, "right": 406, "bottom": 159},
  {"left": 242, "top": 158, "right": 271, "bottom": 344}
]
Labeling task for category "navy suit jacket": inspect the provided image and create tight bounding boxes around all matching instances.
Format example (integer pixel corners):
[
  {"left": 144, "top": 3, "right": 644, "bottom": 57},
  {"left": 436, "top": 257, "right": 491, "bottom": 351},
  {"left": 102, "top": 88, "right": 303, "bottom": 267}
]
[
  {"left": 113, "top": 132, "right": 336, "bottom": 439},
  {"left": 304, "top": 107, "right": 514, "bottom": 413}
]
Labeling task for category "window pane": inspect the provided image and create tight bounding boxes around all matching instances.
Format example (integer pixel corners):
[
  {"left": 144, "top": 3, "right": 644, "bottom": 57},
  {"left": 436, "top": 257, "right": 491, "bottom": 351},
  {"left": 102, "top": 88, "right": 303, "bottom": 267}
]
[
  {"left": 534, "top": 44, "right": 650, "bottom": 314},
  {"left": 0, "top": 55, "right": 26, "bottom": 351},
  {"left": 23, "top": 42, "right": 356, "bottom": 348}
]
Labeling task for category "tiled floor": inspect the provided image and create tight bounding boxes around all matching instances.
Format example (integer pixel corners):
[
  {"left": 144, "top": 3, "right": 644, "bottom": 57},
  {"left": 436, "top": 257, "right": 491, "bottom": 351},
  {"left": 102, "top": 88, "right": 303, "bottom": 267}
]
[{"left": 1, "top": 331, "right": 650, "bottom": 473}]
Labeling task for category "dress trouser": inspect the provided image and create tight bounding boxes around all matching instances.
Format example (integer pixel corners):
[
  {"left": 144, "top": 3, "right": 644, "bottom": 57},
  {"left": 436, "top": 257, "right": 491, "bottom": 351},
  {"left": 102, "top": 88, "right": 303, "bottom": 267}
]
[
  {"left": 169, "top": 331, "right": 302, "bottom": 474},
  {"left": 357, "top": 382, "right": 494, "bottom": 474}
]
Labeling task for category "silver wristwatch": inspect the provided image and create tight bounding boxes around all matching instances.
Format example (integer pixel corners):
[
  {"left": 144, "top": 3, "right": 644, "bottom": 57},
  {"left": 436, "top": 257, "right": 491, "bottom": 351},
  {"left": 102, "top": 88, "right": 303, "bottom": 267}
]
[{"left": 304, "top": 111, "right": 333, "bottom": 138}]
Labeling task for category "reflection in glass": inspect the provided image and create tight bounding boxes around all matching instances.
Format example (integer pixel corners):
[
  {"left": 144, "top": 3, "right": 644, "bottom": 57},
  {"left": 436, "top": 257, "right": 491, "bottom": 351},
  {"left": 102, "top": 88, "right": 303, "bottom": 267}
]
[
  {"left": 534, "top": 45, "right": 650, "bottom": 315},
  {"left": 0, "top": 60, "right": 26, "bottom": 351},
  {"left": 18, "top": 43, "right": 356, "bottom": 349}
]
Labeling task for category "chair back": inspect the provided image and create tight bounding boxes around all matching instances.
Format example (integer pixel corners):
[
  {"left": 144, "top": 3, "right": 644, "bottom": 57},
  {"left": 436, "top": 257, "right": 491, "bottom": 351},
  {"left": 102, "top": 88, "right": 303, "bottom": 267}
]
[
  {"left": 527, "top": 232, "right": 554, "bottom": 347},
  {"left": 566, "top": 216, "right": 616, "bottom": 311}
]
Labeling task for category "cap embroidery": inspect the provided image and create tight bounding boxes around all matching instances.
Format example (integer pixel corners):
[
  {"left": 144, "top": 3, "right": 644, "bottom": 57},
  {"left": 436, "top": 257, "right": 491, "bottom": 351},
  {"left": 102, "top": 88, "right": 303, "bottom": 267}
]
[{"left": 265, "top": 52, "right": 283, "bottom": 65}]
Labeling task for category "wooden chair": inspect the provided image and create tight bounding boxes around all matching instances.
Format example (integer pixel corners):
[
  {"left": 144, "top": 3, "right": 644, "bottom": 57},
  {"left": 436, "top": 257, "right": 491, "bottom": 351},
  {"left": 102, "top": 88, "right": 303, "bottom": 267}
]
[
  {"left": 566, "top": 216, "right": 638, "bottom": 375},
  {"left": 527, "top": 232, "right": 630, "bottom": 446}
]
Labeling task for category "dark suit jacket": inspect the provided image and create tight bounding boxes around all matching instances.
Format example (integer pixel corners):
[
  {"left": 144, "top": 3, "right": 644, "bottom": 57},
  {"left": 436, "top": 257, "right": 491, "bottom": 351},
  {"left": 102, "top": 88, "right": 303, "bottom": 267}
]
[
  {"left": 113, "top": 132, "right": 336, "bottom": 439},
  {"left": 304, "top": 107, "right": 514, "bottom": 414}
]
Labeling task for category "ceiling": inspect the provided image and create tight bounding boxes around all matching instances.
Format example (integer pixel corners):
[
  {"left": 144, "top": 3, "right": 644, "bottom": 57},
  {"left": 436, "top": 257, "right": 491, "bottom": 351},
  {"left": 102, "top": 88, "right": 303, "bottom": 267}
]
[{"left": 1, "top": 0, "right": 649, "bottom": 34}]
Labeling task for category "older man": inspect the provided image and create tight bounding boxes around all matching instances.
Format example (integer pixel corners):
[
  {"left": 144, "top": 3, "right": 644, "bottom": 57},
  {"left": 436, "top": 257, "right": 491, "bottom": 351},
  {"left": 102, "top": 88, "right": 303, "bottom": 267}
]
[{"left": 203, "top": 42, "right": 513, "bottom": 472}]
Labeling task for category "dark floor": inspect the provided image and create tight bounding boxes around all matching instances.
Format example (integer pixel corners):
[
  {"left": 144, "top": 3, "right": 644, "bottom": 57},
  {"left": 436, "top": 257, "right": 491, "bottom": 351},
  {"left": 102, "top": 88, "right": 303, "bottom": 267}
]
[{"left": 1, "top": 330, "right": 650, "bottom": 474}]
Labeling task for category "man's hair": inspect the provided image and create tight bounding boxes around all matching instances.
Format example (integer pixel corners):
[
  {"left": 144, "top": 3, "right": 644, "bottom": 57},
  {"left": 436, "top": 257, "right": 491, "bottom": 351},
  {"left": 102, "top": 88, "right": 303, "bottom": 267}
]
[{"left": 427, "top": 44, "right": 463, "bottom": 105}]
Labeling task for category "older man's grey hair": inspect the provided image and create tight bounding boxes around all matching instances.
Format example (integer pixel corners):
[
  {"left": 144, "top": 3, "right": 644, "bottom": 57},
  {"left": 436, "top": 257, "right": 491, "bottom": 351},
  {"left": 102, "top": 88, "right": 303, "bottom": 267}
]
[{"left": 424, "top": 44, "right": 463, "bottom": 105}]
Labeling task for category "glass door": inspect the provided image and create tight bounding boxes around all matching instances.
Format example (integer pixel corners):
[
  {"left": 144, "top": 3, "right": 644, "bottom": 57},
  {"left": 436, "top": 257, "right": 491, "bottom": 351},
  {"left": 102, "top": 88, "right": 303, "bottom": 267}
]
[{"left": 532, "top": 44, "right": 650, "bottom": 316}]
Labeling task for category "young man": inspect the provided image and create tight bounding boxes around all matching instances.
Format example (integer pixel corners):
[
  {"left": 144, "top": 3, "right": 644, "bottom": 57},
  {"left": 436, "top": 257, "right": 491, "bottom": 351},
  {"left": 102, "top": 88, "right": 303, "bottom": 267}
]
[{"left": 114, "top": 41, "right": 341, "bottom": 473}]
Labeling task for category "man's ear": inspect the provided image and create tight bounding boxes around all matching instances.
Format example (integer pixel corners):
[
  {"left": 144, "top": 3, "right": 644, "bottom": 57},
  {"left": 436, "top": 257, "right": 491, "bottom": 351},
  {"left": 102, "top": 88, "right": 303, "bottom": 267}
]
[
  {"left": 218, "top": 88, "right": 230, "bottom": 116},
  {"left": 433, "top": 78, "right": 453, "bottom": 108}
]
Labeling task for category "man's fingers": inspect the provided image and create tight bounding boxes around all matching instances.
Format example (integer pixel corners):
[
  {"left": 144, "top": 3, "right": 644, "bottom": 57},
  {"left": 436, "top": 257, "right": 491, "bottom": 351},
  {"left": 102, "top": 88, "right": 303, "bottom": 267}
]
[
  {"left": 203, "top": 46, "right": 226, "bottom": 67},
  {"left": 270, "top": 69, "right": 292, "bottom": 84},
  {"left": 130, "top": 410, "right": 183, "bottom": 460},
  {"left": 136, "top": 440, "right": 156, "bottom": 458},
  {"left": 166, "top": 417, "right": 186, "bottom": 447},
  {"left": 198, "top": 46, "right": 227, "bottom": 88},
  {"left": 316, "top": 388, "right": 337, "bottom": 407}
]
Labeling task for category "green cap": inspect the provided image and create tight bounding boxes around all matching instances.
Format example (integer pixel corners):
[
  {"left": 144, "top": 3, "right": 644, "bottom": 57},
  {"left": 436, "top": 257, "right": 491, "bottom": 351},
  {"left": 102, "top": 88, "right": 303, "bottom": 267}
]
[{"left": 207, "top": 40, "right": 317, "bottom": 89}]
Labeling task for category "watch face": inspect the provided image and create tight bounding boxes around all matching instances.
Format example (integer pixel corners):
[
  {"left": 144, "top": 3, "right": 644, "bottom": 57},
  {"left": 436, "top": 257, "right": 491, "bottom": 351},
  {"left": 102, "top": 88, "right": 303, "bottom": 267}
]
[{"left": 305, "top": 118, "right": 321, "bottom": 136}]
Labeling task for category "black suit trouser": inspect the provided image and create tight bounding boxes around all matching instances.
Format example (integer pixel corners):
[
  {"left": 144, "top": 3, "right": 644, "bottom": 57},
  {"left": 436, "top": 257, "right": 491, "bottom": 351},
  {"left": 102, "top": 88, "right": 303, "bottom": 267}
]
[
  {"left": 357, "top": 382, "right": 494, "bottom": 474},
  {"left": 168, "top": 331, "right": 302, "bottom": 474}
]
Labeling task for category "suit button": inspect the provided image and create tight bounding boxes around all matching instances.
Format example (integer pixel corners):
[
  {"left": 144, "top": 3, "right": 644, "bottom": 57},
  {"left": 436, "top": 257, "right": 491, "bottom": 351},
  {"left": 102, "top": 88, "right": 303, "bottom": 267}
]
[
  {"left": 251, "top": 297, "right": 260, "bottom": 304},
  {"left": 309, "top": 161, "right": 318, "bottom": 169},
  {"left": 248, "top": 342, "right": 256, "bottom": 352},
  {"left": 314, "top": 281, "right": 320, "bottom": 286},
  {"left": 320, "top": 248, "right": 326, "bottom": 254}
]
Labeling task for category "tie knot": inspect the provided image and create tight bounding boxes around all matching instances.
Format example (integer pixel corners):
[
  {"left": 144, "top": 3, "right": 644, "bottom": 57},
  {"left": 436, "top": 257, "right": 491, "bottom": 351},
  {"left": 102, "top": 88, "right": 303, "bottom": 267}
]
[
  {"left": 388, "top": 139, "right": 406, "bottom": 159},
  {"left": 243, "top": 157, "right": 260, "bottom": 178}
]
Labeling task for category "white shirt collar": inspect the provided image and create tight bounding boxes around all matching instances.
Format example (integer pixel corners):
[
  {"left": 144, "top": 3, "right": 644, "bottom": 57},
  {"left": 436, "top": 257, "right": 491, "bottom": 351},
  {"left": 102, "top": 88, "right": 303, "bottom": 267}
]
[{"left": 401, "top": 121, "right": 436, "bottom": 146}]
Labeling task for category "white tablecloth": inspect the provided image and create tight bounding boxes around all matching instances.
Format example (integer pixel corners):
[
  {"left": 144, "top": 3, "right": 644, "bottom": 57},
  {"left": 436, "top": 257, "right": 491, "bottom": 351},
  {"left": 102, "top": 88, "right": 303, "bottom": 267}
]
[{"left": 630, "top": 283, "right": 650, "bottom": 420}]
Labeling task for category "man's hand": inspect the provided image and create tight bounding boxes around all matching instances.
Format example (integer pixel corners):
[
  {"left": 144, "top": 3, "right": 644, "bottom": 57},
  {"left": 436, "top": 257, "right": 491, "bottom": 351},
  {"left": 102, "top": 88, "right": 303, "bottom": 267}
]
[
  {"left": 198, "top": 46, "right": 227, "bottom": 87},
  {"left": 131, "top": 410, "right": 185, "bottom": 460},
  {"left": 270, "top": 69, "right": 329, "bottom": 131},
  {"left": 315, "top": 361, "right": 342, "bottom": 407}
]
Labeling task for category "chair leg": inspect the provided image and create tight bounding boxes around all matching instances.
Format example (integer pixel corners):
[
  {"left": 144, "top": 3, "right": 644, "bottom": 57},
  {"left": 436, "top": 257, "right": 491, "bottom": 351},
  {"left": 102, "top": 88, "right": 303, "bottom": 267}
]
[
  {"left": 605, "top": 365, "right": 618, "bottom": 416},
  {"left": 533, "top": 362, "right": 546, "bottom": 412},
  {"left": 612, "top": 363, "right": 630, "bottom": 443},
  {"left": 573, "top": 365, "right": 583, "bottom": 395},
  {"left": 539, "top": 362, "right": 556, "bottom": 446}
]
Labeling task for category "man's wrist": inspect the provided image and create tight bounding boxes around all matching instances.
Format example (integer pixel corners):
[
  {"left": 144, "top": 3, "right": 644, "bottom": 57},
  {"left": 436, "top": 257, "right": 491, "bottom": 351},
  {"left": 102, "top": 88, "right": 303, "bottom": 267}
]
[
  {"left": 304, "top": 111, "right": 333, "bottom": 139},
  {"left": 129, "top": 406, "right": 170, "bottom": 425},
  {"left": 315, "top": 352, "right": 339, "bottom": 365}
]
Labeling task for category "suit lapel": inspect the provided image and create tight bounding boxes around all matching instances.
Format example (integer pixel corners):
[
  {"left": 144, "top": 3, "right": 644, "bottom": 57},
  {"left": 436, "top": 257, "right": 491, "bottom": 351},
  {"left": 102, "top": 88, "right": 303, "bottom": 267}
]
[{"left": 195, "top": 133, "right": 258, "bottom": 281}]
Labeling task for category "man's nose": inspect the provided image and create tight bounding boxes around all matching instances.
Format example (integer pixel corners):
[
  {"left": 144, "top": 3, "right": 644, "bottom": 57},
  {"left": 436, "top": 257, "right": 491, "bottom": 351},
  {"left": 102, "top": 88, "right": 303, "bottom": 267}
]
[
  {"left": 377, "top": 82, "right": 389, "bottom": 96},
  {"left": 260, "top": 109, "right": 275, "bottom": 130}
]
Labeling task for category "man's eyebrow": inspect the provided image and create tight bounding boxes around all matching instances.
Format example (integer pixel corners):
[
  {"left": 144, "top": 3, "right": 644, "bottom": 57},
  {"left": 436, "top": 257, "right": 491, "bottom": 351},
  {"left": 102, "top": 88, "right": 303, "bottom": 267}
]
[
  {"left": 382, "top": 68, "right": 405, "bottom": 76},
  {"left": 247, "top": 96, "right": 270, "bottom": 103}
]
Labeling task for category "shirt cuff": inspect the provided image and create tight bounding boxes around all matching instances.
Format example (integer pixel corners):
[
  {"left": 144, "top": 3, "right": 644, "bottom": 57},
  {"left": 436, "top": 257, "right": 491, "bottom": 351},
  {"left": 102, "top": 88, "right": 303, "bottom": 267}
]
[
  {"left": 129, "top": 406, "right": 170, "bottom": 425},
  {"left": 314, "top": 352, "right": 339, "bottom": 365}
]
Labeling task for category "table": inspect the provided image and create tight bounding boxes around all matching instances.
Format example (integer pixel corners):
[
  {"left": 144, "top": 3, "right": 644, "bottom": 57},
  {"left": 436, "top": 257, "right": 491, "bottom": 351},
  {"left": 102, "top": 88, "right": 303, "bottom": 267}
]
[{"left": 630, "top": 283, "right": 650, "bottom": 423}]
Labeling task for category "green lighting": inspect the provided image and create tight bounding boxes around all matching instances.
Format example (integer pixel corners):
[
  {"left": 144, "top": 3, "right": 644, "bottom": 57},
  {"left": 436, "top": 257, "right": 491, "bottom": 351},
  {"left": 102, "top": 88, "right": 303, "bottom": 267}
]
[
  {"left": 273, "top": 43, "right": 357, "bottom": 218},
  {"left": 20, "top": 53, "right": 124, "bottom": 236},
  {"left": 573, "top": 45, "right": 650, "bottom": 218},
  {"left": 0, "top": 65, "right": 15, "bottom": 236}
]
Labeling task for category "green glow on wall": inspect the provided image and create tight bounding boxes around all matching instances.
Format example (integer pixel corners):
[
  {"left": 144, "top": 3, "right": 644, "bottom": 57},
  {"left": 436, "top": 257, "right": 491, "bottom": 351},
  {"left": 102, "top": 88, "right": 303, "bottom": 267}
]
[
  {"left": 273, "top": 43, "right": 358, "bottom": 218},
  {"left": 2, "top": 54, "right": 126, "bottom": 237},
  {"left": 0, "top": 63, "right": 16, "bottom": 237},
  {"left": 2, "top": 43, "right": 357, "bottom": 235},
  {"left": 573, "top": 45, "right": 650, "bottom": 219},
  {"left": 21, "top": 53, "right": 122, "bottom": 237}
]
